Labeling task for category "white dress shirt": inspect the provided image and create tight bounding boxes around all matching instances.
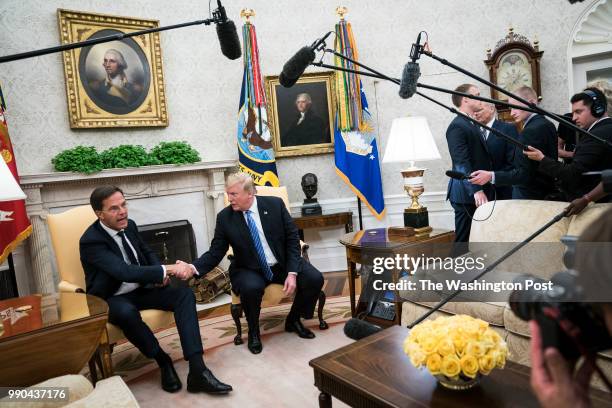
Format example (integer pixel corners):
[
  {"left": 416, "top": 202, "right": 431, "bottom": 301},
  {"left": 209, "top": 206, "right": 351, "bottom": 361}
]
[
  {"left": 244, "top": 197, "right": 278, "bottom": 266},
  {"left": 99, "top": 221, "right": 165, "bottom": 296},
  {"left": 243, "top": 198, "right": 298, "bottom": 276}
]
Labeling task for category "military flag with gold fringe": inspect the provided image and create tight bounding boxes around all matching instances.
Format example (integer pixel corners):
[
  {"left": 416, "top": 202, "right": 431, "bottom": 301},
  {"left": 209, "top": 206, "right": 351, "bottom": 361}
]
[
  {"left": 236, "top": 15, "right": 279, "bottom": 186},
  {"left": 333, "top": 18, "right": 385, "bottom": 219}
]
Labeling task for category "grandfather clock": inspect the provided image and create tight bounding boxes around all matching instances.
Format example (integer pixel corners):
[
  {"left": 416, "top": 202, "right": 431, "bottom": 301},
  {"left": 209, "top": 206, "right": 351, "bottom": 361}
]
[{"left": 484, "top": 27, "right": 543, "bottom": 123}]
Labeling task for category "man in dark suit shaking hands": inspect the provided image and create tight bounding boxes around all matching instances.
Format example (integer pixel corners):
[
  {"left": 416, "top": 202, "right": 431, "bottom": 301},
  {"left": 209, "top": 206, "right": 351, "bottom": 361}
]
[
  {"left": 191, "top": 172, "right": 324, "bottom": 354},
  {"left": 80, "top": 186, "right": 232, "bottom": 395}
]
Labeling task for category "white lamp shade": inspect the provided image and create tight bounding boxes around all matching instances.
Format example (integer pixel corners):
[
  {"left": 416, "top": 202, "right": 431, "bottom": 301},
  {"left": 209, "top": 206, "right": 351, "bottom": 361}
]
[
  {"left": 0, "top": 158, "right": 26, "bottom": 201},
  {"left": 382, "top": 117, "right": 441, "bottom": 164}
]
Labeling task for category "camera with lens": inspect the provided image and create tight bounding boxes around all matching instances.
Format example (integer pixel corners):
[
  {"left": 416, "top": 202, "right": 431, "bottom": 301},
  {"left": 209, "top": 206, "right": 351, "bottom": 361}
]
[
  {"left": 509, "top": 270, "right": 612, "bottom": 360},
  {"left": 510, "top": 233, "right": 612, "bottom": 360}
]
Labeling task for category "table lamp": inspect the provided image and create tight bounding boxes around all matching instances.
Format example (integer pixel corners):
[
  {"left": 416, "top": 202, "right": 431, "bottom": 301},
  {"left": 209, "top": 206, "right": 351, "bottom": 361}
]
[
  {"left": 0, "top": 158, "right": 26, "bottom": 201},
  {"left": 382, "top": 117, "right": 440, "bottom": 234}
]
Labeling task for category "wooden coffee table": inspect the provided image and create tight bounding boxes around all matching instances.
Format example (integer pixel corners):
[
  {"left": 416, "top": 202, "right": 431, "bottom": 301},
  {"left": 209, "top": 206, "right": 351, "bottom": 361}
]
[
  {"left": 0, "top": 293, "right": 109, "bottom": 386},
  {"left": 310, "top": 325, "right": 612, "bottom": 407}
]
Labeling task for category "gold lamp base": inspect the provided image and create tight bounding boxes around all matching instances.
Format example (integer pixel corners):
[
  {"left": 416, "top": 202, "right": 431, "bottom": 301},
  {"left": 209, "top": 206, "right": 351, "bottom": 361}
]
[{"left": 401, "top": 167, "right": 432, "bottom": 235}]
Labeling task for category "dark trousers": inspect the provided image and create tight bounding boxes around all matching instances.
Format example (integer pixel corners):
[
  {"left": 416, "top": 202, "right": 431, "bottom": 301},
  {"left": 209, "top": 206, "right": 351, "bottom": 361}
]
[
  {"left": 107, "top": 286, "right": 202, "bottom": 360},
  {"left": 231, "top": 258, "right": 324, "bottom": 333},
  {"left": 451, "top": 202, "right": 476, "bottom": 256}
]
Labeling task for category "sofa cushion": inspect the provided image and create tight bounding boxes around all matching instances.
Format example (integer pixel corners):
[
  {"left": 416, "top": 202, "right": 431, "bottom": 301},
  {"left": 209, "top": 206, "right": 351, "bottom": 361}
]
[
  {"left": 403, "top": 300, "right": 506, "bottom": 327},
  {"left": 503, "top": 305, "right": 530, "bottom": 337},
  {"left": 65, "top": 376, "right": 139, "bottom": 408},
  {"left": 567, "top": 203, "right": 612, "bottom": 236},
  {"left": 470, "top": 200, "right": 570, "bottom": 243}
]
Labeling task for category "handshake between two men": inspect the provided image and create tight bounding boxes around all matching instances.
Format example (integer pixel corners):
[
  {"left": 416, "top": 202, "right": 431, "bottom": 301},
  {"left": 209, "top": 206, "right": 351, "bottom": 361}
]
[{"left": 161, "top": 260, "right": 196, "bottom": 286}]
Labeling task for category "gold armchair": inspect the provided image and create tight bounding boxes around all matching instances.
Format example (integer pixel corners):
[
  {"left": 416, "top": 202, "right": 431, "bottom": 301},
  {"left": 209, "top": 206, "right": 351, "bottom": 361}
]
[
  {"left": 228, "top": 186, "right": 328, "bottom": 346},
  {"left": 46, "top": 205, "right": 174, "bottom": 379}
]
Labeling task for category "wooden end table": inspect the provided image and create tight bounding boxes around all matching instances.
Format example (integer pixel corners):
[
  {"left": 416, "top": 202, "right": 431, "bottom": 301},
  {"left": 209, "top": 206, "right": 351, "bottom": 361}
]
[
  {"left": 0, "top": 293, "right": 110, "bottom": 386},
  {"left": 340, "top": 229, "right": 455, "bottom": 327},
  {"left": 310, "top": 325, "right": 612, "bottom": 407},
  {"left": 293, "top": 211, "right": 353, "bottom": 241}
]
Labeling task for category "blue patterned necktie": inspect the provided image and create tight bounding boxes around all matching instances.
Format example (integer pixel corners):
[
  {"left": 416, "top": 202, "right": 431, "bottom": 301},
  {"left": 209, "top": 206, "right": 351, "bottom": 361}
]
[{"left": 245, "top": 210, "right": 274, "bottom": 281}]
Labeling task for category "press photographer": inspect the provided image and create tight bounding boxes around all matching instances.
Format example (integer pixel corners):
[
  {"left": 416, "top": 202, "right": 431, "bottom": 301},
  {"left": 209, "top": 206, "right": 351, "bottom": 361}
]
[{"left": 510, "top": 209, "right": 612, "bottom": 407}]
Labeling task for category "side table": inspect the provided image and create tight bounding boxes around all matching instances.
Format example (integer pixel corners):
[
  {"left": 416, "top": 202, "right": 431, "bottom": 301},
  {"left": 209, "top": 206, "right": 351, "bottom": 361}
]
[
  {"left": 340, "top": 228, "right": 454, "bottom": 327},
  {"left": 293, "top": 211, "right": 353, "bottom": 241}
]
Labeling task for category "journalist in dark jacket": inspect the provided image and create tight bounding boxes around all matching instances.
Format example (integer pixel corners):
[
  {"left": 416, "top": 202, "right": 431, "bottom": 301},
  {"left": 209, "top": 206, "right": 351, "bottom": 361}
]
[
  {"left": 524, "top": 88, "right": 612, "bottom": 202},
  {"left": 191, "top": 172, "right": 324, "bottom": 354},
  {"left": 79, "top": 186, "right": 232, "bottom": 395}
]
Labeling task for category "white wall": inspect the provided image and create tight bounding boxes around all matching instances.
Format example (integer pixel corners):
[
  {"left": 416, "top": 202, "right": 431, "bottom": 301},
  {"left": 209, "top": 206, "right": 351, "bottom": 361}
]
[{"left": 0, "top": 1, "right": 594, "bottom": 273}]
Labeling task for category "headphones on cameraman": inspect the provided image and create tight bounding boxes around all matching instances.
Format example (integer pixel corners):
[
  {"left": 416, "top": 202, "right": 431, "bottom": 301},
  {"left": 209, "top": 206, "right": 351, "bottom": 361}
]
[{"left": 583, "top": 89, "right": 606, "bottom": 118}]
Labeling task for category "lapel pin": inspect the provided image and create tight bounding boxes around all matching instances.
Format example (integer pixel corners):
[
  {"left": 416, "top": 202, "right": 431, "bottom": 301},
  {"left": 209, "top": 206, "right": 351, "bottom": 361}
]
[{"left": 263, "top": 211, "right": 268, "bottom": 215}]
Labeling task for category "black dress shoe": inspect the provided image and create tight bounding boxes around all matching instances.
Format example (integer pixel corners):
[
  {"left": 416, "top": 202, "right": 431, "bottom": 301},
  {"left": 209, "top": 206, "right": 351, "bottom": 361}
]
[
  {"left": 285, "top": 320, "right": 315, "bottom": 339},
  {"left": 187, "top": 368, "right": 233, "bottom": 394},
  {"left": 248, "top": 331, "right": 263, "bottom": 354},
  {"left": 160, "top": 363, "right": 182, "bottom": 393}
]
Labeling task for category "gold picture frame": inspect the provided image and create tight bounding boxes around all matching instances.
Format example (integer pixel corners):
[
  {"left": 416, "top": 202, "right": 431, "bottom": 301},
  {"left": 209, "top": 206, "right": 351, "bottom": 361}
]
[
  {"left": 58, "top": 9, "right": 168, "bottom": 128},
  {"left": 264, "top": 72, "right": 336, "bottom": 158}
]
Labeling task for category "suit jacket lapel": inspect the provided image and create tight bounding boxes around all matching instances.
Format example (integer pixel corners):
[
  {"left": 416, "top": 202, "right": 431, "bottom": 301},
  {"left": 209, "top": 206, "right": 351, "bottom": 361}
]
[{"left": 95, "top": 221, "right": 125, "bottom": 261}]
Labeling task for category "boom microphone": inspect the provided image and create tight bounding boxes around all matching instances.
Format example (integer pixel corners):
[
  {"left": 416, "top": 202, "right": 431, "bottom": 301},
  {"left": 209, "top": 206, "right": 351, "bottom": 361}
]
[
  {"left": 445, "top": 170, "right": 472, "bottom": 181},
  {"left": 343, "top": 318, "right": 383, "bottom": 340},
  {"left": 398, "top": 62, "right": 420, "bottom": 99},
  {"left": 279, "top": 31, "right": 332, "bottom": 88},
  {"left": 214, "top": 0, "right": 242, "bottom": 60},
  {"left": 399, "top": 32, "right": 423, "bottom": 99}
]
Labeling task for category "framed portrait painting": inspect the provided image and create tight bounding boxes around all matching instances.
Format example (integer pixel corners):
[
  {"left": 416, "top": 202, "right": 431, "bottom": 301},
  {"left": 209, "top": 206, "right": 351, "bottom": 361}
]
[
  {"left": 58, "top": 9, "right": 168, "bottom": 128},
  {"left": 264, "top": 72, "right": 336, "bottom": 157}
]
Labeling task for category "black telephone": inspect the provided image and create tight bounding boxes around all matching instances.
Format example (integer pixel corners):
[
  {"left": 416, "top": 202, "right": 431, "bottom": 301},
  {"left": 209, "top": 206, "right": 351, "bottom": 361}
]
[
  {"left": 364, "top": 269, "right": 410, "bottom": 321},
  {"left": 367, "top": 299, "right": 396, "bottom": 321}
]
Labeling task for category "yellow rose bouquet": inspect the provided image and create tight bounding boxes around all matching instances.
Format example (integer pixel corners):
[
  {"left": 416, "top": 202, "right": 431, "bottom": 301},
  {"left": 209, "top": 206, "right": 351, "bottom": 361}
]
[{"left": 403, "top": 315, "right": 508, "bottom": 390}]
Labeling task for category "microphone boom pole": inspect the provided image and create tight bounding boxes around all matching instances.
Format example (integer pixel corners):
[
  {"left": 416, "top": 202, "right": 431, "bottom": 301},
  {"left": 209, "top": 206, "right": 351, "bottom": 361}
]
[
  {"left": 0, "top": 19, "right": 216, "bottom": 64},
  {"left": 318, "top": 47, "right": 540, "bottom": 114},
  {"left": 313, "top": 52, "right": 528, "bottom": 149}
]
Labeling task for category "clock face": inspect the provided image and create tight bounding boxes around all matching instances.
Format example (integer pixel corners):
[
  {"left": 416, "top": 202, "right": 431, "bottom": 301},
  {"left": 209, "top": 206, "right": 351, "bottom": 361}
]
[{"left": 496, "top": 50, "right": 533, "bottom": 100}]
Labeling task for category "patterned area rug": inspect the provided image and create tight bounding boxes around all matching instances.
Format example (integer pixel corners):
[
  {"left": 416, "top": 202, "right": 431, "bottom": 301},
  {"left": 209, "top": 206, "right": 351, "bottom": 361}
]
[{"left": 103, "top": 296, "right": 352, "bottom": 383}]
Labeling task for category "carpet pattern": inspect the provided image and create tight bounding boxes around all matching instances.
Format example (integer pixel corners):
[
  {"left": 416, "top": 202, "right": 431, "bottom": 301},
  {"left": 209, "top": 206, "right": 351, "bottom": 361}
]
[{"left": 104, "top": 296, "right": 352, "bottom": 383}]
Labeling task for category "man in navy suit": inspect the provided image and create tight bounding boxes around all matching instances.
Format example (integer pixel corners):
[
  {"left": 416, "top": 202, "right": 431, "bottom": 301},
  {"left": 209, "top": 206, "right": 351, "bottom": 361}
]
[
  {"left": 470, "top": 86, "right": 558, "bottom": 200},
  {"left": 473, "top": 103, "right": 517, "bottom": 200},
  {"left": 191, "top": 172, "right": 324, "bottom": 354},
  {"left": 80, "top": 186, "right": 232, "bottom": 395},
  {"left": 445, "top": 84, "right": 493, "bottom": 248}
]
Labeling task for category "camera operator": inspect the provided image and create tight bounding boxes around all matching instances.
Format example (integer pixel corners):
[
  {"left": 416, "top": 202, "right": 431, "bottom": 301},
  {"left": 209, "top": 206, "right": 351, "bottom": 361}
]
[
  {"left": 529, "top": 209, "right": 612, "bottom": 408},
  {"left": 523, "top": 88, "right": 612, "bottom": 202}
]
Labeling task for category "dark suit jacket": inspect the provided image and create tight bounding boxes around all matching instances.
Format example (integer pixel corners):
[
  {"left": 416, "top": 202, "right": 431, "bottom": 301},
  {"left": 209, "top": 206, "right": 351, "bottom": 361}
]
[
  {"left": 488, "top": 119, "right": 518, "bottom": 200},
  {"left": 495, "top": 114, "right": 558, "bottom": 199},
  {"left": 192, "top": 196, "right": 301, "bottom": 283},
  {"left": 80, "top": 219, "right": 163, "bottom": 300},
  {"left": 446, "top": 115, "right": 493, "bottom": 204},
  {"left": 283, "top": 110, "right": 328, "bottom": 147},
  {"left": 538, "top": 117, "right": 612, "bottom": 201}
]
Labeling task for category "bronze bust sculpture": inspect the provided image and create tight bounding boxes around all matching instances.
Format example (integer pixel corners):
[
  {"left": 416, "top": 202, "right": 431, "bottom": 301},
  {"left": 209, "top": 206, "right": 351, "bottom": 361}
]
[{"left": 301, "top": 173, "right": 322, "bottom": 216}]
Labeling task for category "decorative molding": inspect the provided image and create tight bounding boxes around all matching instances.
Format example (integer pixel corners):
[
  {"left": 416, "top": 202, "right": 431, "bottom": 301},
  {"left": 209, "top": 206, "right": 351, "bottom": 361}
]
[
  {"left": 19, "top": 161, "right": 236, "bottom": 185},
  {"left": 573, "top": 0, "right": 611, "bottom": 45}
]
